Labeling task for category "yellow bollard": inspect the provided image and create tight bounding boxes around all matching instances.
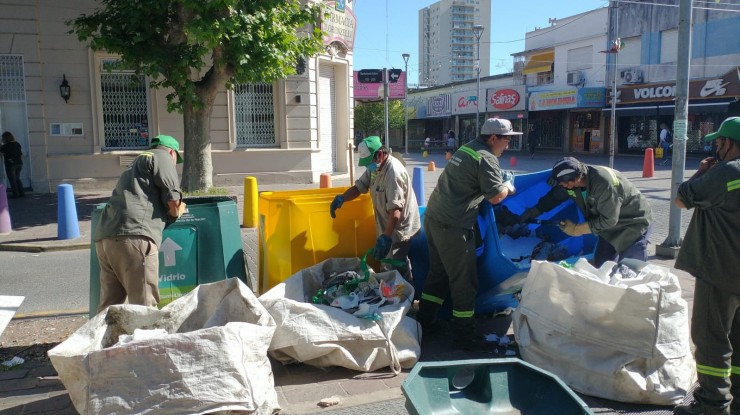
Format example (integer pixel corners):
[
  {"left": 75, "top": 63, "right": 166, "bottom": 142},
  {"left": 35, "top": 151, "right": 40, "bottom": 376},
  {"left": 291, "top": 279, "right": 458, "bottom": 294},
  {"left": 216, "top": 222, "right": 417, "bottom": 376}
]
[
  {"left": 242, "top": 176, "right": 258, "bottom": 228},
  {"left": 428, "top": 161, "right": 436, "bottom": 171}
]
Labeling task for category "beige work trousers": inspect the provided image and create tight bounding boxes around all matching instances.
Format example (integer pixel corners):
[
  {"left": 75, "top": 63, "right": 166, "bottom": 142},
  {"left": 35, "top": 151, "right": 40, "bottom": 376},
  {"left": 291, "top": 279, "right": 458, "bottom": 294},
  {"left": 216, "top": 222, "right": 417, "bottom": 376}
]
[{"left": 96, "top": 235, "right": 160, "bottom": 314}]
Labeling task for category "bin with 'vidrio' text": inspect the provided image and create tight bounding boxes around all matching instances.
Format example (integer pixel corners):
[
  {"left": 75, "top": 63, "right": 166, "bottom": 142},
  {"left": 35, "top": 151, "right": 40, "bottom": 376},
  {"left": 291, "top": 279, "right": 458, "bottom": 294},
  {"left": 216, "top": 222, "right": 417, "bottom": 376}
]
[{"left": 89, "top": 196, "right": 248, "bottom": 317}]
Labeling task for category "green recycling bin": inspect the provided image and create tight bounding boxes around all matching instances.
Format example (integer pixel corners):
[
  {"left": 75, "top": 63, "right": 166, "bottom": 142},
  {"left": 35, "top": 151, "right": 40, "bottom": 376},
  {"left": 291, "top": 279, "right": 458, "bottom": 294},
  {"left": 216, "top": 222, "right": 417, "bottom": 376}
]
[{"left": 89, "top": 196, "right": 248, "bottom": 317}]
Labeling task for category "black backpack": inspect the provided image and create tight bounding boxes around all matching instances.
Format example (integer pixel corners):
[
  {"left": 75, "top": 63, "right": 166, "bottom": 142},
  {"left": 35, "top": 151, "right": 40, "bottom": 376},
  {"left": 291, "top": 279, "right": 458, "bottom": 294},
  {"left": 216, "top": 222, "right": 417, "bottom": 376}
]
[{"left": 665, "top": 129, "right": 672, "bottom": 144}]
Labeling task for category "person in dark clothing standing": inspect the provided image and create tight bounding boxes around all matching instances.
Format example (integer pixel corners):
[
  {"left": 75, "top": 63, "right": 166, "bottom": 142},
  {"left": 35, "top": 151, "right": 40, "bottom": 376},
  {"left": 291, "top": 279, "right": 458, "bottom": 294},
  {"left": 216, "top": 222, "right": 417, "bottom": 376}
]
[
  {"left": 519, "top": 157, "right": 653, "bottom": 268},
  {"left": 672, "top": 117, "right": 740, "bottom": 415},
  {"left": 416, "top": 118, "right": 519, "bottom": 350},
  {"left": 0, "top": 131, "right": 25, "bottom": 198},
  {"left": 527, "top": 125, "right": 539, "bottom": 159}
]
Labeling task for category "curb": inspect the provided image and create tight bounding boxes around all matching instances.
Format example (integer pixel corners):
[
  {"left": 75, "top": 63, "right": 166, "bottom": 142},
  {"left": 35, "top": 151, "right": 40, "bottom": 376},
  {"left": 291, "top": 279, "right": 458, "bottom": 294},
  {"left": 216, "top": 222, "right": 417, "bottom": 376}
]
[
  {"left": 13, "top": 309, "right": 89, "bottom": 319},
  {"left": 0, "top": 243, "right": 89, "bottom": 253}
]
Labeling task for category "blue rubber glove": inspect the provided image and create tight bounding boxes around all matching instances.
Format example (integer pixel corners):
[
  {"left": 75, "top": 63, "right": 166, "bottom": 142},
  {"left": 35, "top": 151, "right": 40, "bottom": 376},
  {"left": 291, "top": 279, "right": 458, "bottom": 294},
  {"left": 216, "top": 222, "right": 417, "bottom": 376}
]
[
  {"left": 330, "top": 195, "right": 344, "bottom": 219},
  {"left": 373, "top": 234, "right": 392, "bottom": 259},
  {"left": 502, "top": 170, "right": 515, "bottom": 183}
]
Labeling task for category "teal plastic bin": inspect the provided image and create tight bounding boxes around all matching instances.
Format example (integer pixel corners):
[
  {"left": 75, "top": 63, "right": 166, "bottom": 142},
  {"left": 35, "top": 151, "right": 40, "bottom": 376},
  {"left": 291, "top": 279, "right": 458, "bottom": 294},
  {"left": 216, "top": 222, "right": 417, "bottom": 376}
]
[
  {"left": 402, "top": 358, "right": 593, "bottom": 415},
  {"left": 89, "top": 196, "right": 248, "bottom": 317}
]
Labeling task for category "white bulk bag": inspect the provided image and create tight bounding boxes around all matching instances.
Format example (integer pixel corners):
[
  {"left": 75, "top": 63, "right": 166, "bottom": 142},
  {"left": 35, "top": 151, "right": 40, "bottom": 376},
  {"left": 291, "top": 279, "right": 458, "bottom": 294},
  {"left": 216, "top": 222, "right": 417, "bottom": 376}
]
[
  {"left": 512, "top": 259, "right": 696, "bottom": 405},
  {"left": 48, "top": 278, "right": 278, "bottom": 415},
  {"left": 259, "top": 257, "right": 420, "bottom": 373}
]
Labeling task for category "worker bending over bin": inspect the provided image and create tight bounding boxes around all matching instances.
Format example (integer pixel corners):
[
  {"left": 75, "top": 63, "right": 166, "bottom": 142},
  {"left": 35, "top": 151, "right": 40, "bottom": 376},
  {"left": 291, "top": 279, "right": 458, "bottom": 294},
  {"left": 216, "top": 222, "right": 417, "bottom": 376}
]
[
  {"left": 518, "top": 156, "right": 652, "bottom": 268},
  {"left": 416, "top": 118, "right": 519, "bottom": 351},
  {"left": 330, "top": 136, "right": 421, "bottom": 282}
]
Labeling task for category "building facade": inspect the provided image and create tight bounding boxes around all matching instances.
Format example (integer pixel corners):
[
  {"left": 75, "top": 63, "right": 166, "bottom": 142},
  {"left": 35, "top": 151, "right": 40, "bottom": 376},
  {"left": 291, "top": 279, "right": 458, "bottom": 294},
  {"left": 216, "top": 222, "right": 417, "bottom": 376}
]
[
  {"left": 607, "top": 0, "right": 740, "bottom": 155},
  {"left": 418, "top": 0, "right": 491, "bottom": 87},
  {"left": 0, "top": 0, "right": 355, "bottom": 193}
]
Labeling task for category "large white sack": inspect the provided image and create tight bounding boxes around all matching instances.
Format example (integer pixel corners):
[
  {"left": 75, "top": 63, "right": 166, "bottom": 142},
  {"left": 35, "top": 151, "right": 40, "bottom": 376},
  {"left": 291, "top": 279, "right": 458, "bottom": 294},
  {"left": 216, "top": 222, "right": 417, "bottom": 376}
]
[
  {"left": 512, "top": 259, "right": 696, "bottom": 405},
  {"left": 259, "top": 257, "right": 420, "bottom": 373},
  {"left": 48, "top": 278, "right": 279, "bottom": 415}
]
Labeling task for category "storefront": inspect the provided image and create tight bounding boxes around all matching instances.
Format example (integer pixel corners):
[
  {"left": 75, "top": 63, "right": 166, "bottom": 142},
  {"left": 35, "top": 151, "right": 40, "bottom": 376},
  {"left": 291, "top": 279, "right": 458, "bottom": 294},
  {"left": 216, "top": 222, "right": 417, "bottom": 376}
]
[
  {"left": 611, "top": 66, "right": 740, "bottom": 155},
  {"left": 485, "top": 86, "right": 527, "bottom": 151},
  {"left": 451, "top": 89, "right": 481, "bottom": 147},
  {"left": 528, "top": 88, "right": 606, "bottom": 152}
]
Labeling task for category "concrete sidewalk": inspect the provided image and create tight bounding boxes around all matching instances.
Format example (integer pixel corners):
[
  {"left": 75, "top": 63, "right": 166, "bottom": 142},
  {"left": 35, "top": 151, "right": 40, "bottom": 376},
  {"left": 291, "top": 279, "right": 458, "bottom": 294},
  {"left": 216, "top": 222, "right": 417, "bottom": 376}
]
[{"left": 0, "top": 150, "right": 698, "bottom": 414}]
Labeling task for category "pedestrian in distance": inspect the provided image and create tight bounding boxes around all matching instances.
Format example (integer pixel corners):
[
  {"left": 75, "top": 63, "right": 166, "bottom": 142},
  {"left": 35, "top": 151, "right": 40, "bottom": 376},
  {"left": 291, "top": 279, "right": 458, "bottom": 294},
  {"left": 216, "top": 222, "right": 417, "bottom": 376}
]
[
  {"left": 518, "top": 156, "right": 653, "bottom": 268},
  {"left": 330, "top": 136, "right": 421, "bottom": 282},
  {"left": 415, "top": 118, "right": 518, "bottom": 351},
  {"left": 660, "top": 122, "right": 673, "bottom": 166},
  {"left": 93, "top": 135, "right": 187, "bottom": 314},
  {"left": 1, "top": 131, "right": 25, "bottom": 198},
  {"left": 672, "top": 117, "right": 740, "bottom": 415},
  {"left": 527, "top": 124, "right": 539, "bottom": 159}
]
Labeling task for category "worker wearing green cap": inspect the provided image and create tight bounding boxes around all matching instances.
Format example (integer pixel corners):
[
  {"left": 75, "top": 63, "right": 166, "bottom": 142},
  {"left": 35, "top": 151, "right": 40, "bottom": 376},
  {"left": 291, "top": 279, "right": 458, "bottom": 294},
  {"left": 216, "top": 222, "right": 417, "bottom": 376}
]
[
  {"left": 673, "top": 117, "right": 740, "bottom": 415},
  {"left": 94, "top": 134, "right": 186, "bottom": 313},
  {"left": 330, "top": 136, "right": 420, "bottom": 281}
]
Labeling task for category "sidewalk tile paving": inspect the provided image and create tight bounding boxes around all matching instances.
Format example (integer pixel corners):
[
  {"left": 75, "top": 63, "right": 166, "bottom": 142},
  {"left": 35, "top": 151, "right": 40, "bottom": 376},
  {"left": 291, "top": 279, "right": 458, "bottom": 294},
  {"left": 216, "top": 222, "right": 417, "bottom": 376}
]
[{"left": 0, "top": 151, "right": 701, "bottom": 414}]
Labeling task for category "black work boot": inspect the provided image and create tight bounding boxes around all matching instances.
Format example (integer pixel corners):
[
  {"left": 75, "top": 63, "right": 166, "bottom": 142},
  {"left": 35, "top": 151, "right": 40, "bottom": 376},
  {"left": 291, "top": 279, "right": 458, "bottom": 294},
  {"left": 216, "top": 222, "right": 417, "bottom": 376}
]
[
  {"left": 674, "top": 400, "right": 729, "bottom": 415},
  {"left": 451, "top": 317, "right": 495, "bottom": 351},
  {"left": 415, "top": 302, "right": 444, "bottom": 334}
]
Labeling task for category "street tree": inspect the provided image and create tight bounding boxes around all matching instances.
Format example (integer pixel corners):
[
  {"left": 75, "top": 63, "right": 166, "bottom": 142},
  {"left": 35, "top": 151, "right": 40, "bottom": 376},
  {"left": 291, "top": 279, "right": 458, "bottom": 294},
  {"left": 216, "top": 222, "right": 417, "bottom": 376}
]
[
  {"left": 354, "top": 100, "right": 405, "bottom": 140},
  {"left": 68, "top": 0, "right": 326, "bottom": 191}
]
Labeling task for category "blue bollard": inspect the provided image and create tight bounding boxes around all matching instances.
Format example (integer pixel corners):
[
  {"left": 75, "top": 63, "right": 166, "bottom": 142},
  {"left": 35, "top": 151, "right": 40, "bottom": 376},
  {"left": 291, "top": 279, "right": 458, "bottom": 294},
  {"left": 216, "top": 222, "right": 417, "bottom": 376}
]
[
  {"left": 57, "top": 183, "right": 80, "bottom": 239},
  {"left": 412, "top": 166, "right": 425, "bottom": 207}
]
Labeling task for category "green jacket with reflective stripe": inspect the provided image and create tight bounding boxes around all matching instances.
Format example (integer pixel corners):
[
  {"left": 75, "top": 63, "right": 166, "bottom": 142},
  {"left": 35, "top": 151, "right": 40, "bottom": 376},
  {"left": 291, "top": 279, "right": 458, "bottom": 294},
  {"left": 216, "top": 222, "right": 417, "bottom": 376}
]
[
  {"left": 534, "top": 165, "right": 652, "bottom": 252},
  {"left": 676, "top": 159, "right": 740, "bottom": 293},
  {"left": 425, "top": 137, "right": 506, "bottom": 229}
]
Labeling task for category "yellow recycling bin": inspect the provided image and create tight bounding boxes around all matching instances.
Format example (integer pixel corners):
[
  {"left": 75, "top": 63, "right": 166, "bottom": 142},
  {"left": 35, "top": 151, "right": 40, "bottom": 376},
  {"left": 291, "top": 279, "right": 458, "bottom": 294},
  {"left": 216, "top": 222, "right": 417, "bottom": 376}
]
[{"left": 258, "top": 187, "right": 376, "bottom": 293}]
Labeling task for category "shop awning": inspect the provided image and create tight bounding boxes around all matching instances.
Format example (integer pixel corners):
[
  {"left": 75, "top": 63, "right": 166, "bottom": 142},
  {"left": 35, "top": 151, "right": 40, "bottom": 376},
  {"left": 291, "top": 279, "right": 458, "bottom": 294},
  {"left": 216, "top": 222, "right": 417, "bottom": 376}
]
[{"left": 522, "top": 51, "right": 554, "bottom": 75}]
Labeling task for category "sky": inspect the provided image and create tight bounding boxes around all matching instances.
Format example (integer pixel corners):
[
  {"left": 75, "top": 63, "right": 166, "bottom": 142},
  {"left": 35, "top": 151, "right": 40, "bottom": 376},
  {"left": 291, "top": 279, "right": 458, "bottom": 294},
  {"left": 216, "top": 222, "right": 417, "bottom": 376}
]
[{"left": 351, "top": 0, "right": 611, "bottom": 86}]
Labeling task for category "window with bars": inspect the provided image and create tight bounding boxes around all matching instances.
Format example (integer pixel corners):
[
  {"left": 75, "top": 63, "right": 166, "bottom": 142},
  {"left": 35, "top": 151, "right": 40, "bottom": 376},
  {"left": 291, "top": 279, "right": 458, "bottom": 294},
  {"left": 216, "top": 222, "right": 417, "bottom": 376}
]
[
  {"left": 100, "top": 59, "right": 150, "bottom": 150},
  {"left": 234, "top": 83, "right": 276, "bottom": 147},
  {"left": 0, "top": 55, "right": 25, "bottom": 102}
]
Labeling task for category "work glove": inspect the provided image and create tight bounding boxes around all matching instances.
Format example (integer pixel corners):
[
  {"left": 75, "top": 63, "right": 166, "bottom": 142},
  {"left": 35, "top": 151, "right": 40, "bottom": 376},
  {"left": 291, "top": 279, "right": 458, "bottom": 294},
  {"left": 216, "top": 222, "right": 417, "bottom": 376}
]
[
  {"left": 330, "top": 195, "right": 344, "bottom": 219},
  {"left": 519, "top": 207, "right": 541, "bottom": 223},
  {"left": 559, "top": 220, "right": 591, "bottom": 236},
  {"left": 502, "top": 170, "right": 515, "bottom": 183},
  {"left": 503, "top": 180, "right": 516, "bottom": 194},
  {"left": 373, "top": 234, "right": 393, "bottom": 260}
]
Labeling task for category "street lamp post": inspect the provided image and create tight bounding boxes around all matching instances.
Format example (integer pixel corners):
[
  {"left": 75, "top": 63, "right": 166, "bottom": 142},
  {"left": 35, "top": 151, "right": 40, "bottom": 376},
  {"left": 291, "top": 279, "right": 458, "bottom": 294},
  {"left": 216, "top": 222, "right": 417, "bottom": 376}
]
[
  {"left": 402, "top": 53, "right": 410, "bottom": 154},
  {"left": 473, "top": 25, "right": 485, "bottom": 136}
]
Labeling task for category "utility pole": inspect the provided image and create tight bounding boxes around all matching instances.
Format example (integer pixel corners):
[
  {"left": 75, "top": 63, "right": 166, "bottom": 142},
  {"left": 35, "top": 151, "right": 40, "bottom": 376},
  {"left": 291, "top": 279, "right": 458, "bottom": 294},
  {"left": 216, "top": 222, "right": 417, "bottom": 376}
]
[
  {"left": 656, "top": 0, "right": 692, "bottom": 258},
  {"left": 608, "top": 0, "right": 620, "bottom": 169},
  {"left": 383, "top": 67, "right": 389, "bottom": 146},
  {"left": 402, "top": 53, "right": 410, "bottom": 154}
]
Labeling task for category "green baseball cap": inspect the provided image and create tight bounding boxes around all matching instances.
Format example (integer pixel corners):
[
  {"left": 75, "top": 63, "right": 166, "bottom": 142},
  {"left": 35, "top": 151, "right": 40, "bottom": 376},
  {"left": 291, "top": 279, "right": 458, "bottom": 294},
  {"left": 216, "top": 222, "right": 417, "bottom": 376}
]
[
  {"left": 704, "top": 117, "right": 740, "bottom": 142},
  {"left": 151, "top": 135, "right": 183, "bottom": 163},
  {"left": 358, "top": 136, "right": 382, "bottom": 166}
]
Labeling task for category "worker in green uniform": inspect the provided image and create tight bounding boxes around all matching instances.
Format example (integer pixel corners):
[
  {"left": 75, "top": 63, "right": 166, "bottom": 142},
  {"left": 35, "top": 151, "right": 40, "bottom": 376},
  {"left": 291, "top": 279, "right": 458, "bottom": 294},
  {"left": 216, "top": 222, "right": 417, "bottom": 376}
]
[
  {"left": 518, "top": 156, "right": 652, "bottom": 267},
  {"left": 672, "top": 117, "right": 740, "bottom": 415},
  {"left": 415, "top": 118, "right": 518, "bottom": 350},
  {"left": 94, "top": 135, "right": 186, "bottom": 314},
  {"left": 330, "top": 136, "right": 421, "bottom": 281}
]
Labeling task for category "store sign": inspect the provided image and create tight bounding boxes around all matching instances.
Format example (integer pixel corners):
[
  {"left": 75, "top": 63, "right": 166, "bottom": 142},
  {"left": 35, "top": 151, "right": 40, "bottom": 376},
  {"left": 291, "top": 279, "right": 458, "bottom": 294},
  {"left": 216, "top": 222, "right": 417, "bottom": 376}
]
[
  {"left": 452, "top": 91, "right": 478, "bottom": 114},
  {"left": 485, "top": 86, "right": 525, "bottom": 112},
  {"left": 427, "top": 94, "right": 451, "bottom": 117},
  {"left": 528, "top": 88, "right": 605, "bottom": 111},
  {"left": 612, "top": 66, "right": 740, "bottom": 105},
  {"left": 321, "top": 1, "right": 357, "bottom": 50}
]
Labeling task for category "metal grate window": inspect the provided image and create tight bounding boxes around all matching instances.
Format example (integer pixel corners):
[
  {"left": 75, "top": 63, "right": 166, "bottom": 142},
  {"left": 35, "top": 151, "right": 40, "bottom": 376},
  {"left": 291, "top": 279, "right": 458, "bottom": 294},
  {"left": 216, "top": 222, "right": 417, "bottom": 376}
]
[
  {"left": 234, "top": 83, "right": 276, "bottom": 147},
  {"left": 0, "top": 55, "right": 25, "bottom": 102},
  {"left": 101, "top": 60, "right": 150, "bottom": 150}
]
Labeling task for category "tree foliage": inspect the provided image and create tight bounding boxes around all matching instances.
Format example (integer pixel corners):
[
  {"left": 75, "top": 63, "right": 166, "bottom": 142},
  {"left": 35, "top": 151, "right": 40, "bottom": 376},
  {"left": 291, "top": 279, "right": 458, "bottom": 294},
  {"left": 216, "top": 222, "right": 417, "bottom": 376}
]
[
  {"left": 68, "top": 0, "right": 327, "bottom": 191},
  {"left": 353, "top": 100, "right": 405, "bottom": 138}
]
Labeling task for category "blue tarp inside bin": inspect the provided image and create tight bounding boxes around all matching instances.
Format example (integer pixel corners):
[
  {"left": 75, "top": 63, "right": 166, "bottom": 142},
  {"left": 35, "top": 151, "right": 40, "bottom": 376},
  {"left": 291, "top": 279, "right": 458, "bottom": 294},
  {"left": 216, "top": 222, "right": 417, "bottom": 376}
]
[{"left": 408, "top": 169, "right": 598, "bottom": 315}]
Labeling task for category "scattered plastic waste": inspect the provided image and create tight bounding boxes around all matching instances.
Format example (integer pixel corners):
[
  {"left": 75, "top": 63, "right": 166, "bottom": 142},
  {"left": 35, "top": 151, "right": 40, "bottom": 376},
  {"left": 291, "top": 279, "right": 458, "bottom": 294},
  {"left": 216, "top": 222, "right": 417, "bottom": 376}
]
[
  {"left": 331, "top": 293, "right": 360, "bottom": 310},
  {"left": 1, "top": 356, "right": 24, "bottom": 367},
  {"left": 531, "top": 241, "right": 570, "bottom": 262}
]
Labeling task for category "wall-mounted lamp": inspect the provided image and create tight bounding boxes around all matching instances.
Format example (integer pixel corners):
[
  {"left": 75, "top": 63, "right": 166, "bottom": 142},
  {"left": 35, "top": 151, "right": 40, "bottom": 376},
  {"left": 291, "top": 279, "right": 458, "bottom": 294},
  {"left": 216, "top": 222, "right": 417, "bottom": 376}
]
[{"left": 60, "top": 74, "right": 71, "bottom": 103}]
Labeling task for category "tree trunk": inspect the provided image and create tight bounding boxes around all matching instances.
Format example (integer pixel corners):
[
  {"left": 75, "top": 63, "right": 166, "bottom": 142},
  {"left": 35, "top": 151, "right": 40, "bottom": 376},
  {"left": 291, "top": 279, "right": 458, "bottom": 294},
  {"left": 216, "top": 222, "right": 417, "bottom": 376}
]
[{"left": 181, "top": 101, "right": 214, "bottom": 192}]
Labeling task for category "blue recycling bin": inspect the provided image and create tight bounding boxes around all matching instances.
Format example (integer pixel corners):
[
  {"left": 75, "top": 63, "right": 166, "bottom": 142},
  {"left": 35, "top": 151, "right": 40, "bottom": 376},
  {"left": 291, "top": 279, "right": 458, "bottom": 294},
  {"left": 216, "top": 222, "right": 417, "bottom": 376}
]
[{"left": 409, "top": 169, "right": 597, "bottom": 314}]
